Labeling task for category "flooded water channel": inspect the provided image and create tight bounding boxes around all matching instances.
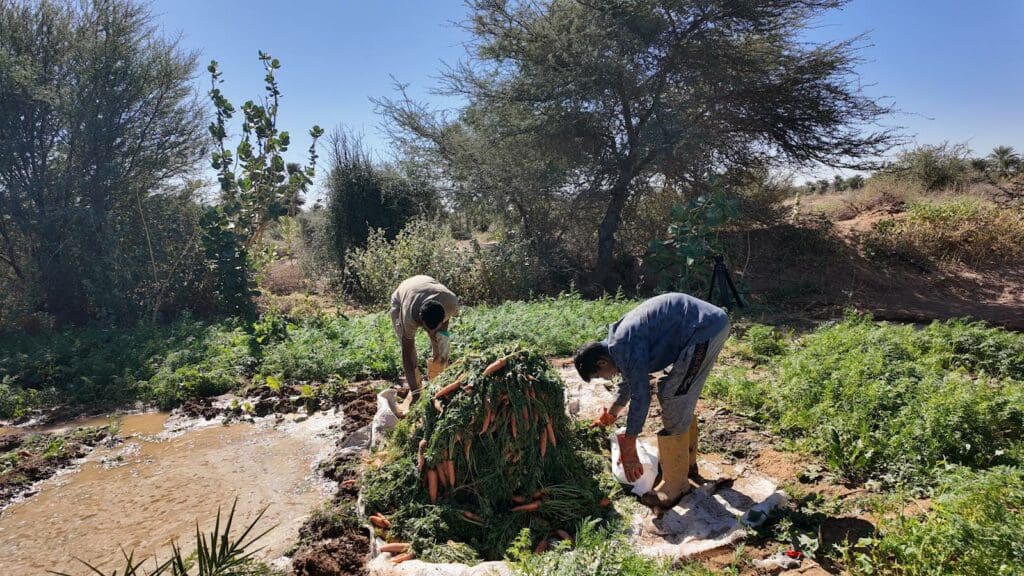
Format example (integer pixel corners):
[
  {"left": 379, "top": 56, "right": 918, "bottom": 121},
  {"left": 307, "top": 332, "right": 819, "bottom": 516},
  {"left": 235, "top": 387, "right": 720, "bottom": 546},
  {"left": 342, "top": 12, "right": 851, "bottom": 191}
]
[{"left": 0, "top": 411, "right": 338, "bottom": 575}]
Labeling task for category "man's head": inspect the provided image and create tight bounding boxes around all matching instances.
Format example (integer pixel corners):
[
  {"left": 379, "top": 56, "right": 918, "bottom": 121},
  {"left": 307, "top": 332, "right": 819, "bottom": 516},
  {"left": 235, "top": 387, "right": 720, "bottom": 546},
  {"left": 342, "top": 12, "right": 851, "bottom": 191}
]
[
  {"left": 420, "top": 301, "right": 447, "bottom": 332},
  {"left": 573, "top": 342, "right": 618, "bottom": 382}
]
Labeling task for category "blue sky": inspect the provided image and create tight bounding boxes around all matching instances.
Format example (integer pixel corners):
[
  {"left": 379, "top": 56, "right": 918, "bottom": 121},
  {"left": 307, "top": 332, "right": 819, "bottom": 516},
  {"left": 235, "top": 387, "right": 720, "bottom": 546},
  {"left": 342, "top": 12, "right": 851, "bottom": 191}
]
[{"left": 151, "top": 0, "right": 1023, "bottom": 191}]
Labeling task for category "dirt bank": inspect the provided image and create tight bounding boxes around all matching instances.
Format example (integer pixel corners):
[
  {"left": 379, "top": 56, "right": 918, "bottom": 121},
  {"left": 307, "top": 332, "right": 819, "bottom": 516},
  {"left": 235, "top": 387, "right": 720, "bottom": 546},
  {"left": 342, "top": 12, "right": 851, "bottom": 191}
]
[{"left": 0, "top": 425, "right": 112, "bottom": 510}]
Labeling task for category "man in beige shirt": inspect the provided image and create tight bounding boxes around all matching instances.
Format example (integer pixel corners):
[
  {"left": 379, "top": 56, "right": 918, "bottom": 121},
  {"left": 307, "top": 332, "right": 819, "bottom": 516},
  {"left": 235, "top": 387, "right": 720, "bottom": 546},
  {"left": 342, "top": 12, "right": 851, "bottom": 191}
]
[{"left": 390, "top": 275, "right": 460, "bottom": 400}]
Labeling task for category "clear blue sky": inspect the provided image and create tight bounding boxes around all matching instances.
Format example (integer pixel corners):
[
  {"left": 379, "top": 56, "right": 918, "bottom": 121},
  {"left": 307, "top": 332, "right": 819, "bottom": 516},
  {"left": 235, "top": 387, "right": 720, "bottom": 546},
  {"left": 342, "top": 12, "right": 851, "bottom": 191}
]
[{"left": 151, "top": 0, "right": 1024, "bottom": 192}]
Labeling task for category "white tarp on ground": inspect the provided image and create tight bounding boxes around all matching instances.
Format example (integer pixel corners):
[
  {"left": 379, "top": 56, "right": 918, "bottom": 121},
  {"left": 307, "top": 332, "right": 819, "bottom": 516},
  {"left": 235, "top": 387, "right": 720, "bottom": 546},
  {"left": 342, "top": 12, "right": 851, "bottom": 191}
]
[{"left": 363, "top": 363, "right": 786, "bottom": 574}]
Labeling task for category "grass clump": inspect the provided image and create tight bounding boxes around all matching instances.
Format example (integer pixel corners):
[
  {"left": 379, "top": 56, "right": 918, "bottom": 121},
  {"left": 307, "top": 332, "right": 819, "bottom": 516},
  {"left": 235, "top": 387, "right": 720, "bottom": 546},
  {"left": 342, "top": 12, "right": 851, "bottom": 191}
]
[
  {"left": 361, "top": 345, "right": 614, "bottom": 561},
  {"left": 865, "top": 198, "right": 1024, "bottom": 267},
  {"left": 851, "top": 466, "right": 1024, "bottom": 576},
  {"left": 707, "top": 314, "right": 1024, "bottom": 487}
]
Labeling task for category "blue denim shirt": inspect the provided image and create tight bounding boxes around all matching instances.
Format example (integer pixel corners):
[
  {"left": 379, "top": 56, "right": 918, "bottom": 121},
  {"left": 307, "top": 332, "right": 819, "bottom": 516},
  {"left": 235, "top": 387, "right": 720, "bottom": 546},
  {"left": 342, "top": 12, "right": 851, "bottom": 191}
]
[{"left": 603, "top": 293, "right": 728, "bottom": 435}]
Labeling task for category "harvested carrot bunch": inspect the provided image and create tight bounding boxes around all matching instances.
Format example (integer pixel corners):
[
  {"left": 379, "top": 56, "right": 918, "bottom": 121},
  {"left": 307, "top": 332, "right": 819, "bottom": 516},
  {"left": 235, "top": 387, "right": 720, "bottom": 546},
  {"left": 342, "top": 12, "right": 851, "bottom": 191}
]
[{"left": 360, "top": 345, "right": 612, "bottom": 562}]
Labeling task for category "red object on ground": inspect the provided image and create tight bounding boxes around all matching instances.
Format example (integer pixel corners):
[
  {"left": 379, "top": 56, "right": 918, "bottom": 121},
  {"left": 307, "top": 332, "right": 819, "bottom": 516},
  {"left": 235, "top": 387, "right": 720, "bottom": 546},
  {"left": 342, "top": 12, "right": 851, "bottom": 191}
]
[{"left": 785, "top": 549, "right": 803, "bottom": 559}]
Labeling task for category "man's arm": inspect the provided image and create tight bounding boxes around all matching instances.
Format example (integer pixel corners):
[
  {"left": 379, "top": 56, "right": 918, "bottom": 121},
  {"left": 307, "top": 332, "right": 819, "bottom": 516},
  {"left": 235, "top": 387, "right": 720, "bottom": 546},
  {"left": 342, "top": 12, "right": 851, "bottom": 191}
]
[
  {"left": 623, "top": 364, "right": 652, "bottom": 437},
  {"left": 400, "top": 335, "right": 420, "bottom": 398}
]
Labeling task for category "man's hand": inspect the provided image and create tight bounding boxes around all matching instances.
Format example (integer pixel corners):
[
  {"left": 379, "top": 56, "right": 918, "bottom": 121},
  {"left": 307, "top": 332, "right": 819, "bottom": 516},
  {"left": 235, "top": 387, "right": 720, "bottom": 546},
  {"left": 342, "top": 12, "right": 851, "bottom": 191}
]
[
  {"left": 590, "top": 407, "right": 617, "bottom": 428},
  {"left": 617, "top": 433, "right": 644, "bottom": 483}
]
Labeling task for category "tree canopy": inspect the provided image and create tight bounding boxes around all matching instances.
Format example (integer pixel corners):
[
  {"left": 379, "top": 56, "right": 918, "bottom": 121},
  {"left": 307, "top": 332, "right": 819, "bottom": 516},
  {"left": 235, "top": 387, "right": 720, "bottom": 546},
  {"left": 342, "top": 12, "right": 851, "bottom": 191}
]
[{"left": 380, "top": 0, "right": 899, "bottom": 286}]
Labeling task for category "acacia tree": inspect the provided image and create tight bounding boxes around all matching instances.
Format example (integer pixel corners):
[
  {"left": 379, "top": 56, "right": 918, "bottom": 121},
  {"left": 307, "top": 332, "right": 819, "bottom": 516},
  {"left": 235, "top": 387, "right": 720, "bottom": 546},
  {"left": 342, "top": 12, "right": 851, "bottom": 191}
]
[
  {"left": 0, "top": 0, "right": 205, "bottom": 324},
  {"left": 381, "top": 0, "right": 899, "bottom": 285}
]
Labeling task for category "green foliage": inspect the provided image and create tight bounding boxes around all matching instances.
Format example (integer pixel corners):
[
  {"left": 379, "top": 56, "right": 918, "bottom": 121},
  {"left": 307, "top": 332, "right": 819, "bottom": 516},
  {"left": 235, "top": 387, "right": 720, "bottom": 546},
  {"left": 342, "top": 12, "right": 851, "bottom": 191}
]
[
  {"left": 649, "top": 188, "right": 739, "bottom": 294},
  {"left": 880, "top": 143, "right": 974, "bottom": 192},
  {"left": 203, "top": 52, "right": 323, "bottom": 317},
  {"left": 507, "top": 519, "right": 717, "bottom": 576},
  {"left": 851, "top": 466, "right": 1024, "bottom": 576},
  {"left": 146, "top": 324, "right": 255, "bottom": 409},
  {"left": 986, "top": 145, "right": 1021, "bottom": 180},
  {"left": 382, "top": 0, "right": 897, "bottom": 284},
  {"left": 0, "top": 0, "right": 207, "bottom": 324},
  {"left": 453, "top": 293, "right": 635, "bottom": 357},
  {"left": 344, "top": 219, "right": 563, "bottom": 305},
  {"left": 323, "top": 129, "right": 438, "bottom": 268},
  {"left": 0, "top": 318, "right": 255, "bottom": 418},
  {"left": 707, "top": 315, "right": 1024, "bottom": 487},
  {"left": 0, "top": 294, "right": 630, "bottom": 419},
  {"left": 734, "top": 324, "right": 789, "bottom": 363},
  {"left": 865, "top": 198, "right": 1024, "bottom": 267}
]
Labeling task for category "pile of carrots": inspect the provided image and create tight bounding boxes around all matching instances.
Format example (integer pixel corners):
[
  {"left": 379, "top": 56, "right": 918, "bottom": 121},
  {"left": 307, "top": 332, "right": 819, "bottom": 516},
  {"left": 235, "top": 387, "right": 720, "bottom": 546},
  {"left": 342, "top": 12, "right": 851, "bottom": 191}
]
[{"left": 362, "top": 346, "right": 610, "bottom": 562}]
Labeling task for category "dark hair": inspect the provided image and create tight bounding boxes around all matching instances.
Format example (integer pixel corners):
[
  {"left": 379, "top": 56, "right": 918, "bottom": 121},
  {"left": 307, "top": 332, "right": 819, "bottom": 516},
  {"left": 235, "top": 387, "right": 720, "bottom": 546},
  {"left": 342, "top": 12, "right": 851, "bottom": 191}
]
[
  {"left": 420, "top": 301, "right": 446, "bottom": 331},
  {"left": 573, "top": 341, "right": 609, "bottom": 382}
]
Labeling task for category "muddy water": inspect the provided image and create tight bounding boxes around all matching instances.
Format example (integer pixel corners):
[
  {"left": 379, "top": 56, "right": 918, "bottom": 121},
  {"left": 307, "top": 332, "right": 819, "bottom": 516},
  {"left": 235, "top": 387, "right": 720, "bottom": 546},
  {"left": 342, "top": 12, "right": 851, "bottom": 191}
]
[{"left": 0, "top": 412, "right": 337, "bottom": 575}]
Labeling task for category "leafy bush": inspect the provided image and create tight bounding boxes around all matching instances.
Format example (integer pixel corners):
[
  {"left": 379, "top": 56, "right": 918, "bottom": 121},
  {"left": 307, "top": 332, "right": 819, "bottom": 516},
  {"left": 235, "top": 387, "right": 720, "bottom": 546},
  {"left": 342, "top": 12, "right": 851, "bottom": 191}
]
[
  {"left": 734, "top": 324, "right": 789, "bottom": 363},
  {"left": 865, "top": 198, "right": 1024, "bottom": 267},
  {"left": 880, "top": 143, "right": 975, "bottom": 192},
  {"left": 345, "top": 219, "right": 565, "bottom": 305},
  {"left": 852, "top": 466, "right": 1024, "bottom": 576},
  {"left": 324, "top": 130, "right": 439, "bottom": 266},
  {"left": 146, "top": 323, "right": 256, "bottom": 408},
  {"left": 707, "top": 315, "right": 1024, "bottom": 486}
]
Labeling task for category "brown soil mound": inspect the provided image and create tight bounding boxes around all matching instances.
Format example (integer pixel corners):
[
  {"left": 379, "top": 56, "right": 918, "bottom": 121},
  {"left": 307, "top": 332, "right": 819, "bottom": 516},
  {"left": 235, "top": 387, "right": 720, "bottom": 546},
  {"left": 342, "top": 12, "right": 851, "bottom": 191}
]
[
  {"left": 0, "top": 427, "right": 111, "bottom": 508},
  {"left": 732, "top": 216, "right": 1024, "bottom": 331}
]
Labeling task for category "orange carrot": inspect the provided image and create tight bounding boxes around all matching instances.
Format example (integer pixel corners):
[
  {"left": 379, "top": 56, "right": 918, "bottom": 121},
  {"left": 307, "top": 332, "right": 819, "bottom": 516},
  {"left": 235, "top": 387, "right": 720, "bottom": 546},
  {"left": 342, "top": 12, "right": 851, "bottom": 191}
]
[
  {"left": 599, "top": 497, "right": 612, "bottom": 508},
  {"left": 447, "top": 459, "right": 456, "bottom": 487},
  {"left": 510, "top": 414, "right": 518, "bottom": 439},
  {"left": 433, "top": 373, "right": 466, "bottom": 399},
  {"left": 479, "top": 399, "right": 492, "bottom": 435},
  {"left": 546, "top": 420, "right": 557, "bottom": 447},
  {"left": 511, "top": 501, "right": 541, "bottom": 513},
  {"left": 380, "top": 542, "right": 410, "bottom": 553},
  {"left": 531, "top": 489, "right": 545, "bottom": 500},
  {"left": 369, "top": 515, "right": 391, "bottom": 529},
  {"left": 539, "top": 429, "right": 548, "bottom": 458},
  {"left": 436, "top": 464, "right": 448, "bottom": 489},
  {"left": 553, "top": 529, "right": 572, "bottom": 542},
  {"left": 462, "top": 510, "right": 485, "bottom": 523},
  {"left": 427, "top": 469, "right": 439, "bottom": 502},
  {"left": 392, "top": 552, "right": 415, "bottom": 564},
  {"left": 511, "top": 495, "right": 529, "bottom": 504},
  {"left": 483, "top": 357, "right": 507, "bottom": 376},
  {"left": 533, "top": 538, "right": 549, "bottom": 554},
  {"left": 522, "top": 405, "right": 529, "bottom": 425}
]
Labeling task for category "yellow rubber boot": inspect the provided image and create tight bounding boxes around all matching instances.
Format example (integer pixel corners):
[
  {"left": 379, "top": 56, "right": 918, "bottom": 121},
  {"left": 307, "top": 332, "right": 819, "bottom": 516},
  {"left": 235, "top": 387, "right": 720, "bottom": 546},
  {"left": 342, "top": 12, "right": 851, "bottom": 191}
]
[
  {"left": 641, "top": 432, "right": 691, "bottom": 508},
  {"left": 688, "top": 417, "right": 699, "bottom": 478},
  {"left": 427, "top": 359, "right": 447, "bottom": 380}
]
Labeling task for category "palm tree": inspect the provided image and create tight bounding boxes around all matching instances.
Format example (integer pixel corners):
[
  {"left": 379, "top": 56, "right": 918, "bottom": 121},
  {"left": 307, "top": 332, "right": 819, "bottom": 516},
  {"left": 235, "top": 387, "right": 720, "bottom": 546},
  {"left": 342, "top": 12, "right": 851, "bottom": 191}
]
[{"left": 987, "top": 146, "right": 1021, "bottom": 180}]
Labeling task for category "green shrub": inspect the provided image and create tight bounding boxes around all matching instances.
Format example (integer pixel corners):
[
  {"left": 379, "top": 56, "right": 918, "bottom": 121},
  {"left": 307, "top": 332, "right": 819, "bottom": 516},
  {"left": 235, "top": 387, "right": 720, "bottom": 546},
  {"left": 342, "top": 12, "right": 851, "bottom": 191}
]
[
  {"left": 145, "top": 323, "right": 255, "bottom": 408},
  {"left": 852, "top": 466, "right": 1024, "bottom": 575},
  {"left": 344, "top": 219, "right": 564, "bottom": 305},
  {"left": 735, "top": 324, "right": 789, "bottom": 362},
  {"left": 865, "top": 198, "right": 1024, "bottom": 267}
]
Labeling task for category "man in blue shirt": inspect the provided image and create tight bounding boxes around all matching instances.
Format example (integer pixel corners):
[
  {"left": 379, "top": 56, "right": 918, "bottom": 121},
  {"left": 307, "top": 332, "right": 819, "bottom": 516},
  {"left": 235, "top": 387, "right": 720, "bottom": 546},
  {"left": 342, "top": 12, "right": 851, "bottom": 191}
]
[{"left": 574, "top": 293, "right": 730, "bottom": 508}]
